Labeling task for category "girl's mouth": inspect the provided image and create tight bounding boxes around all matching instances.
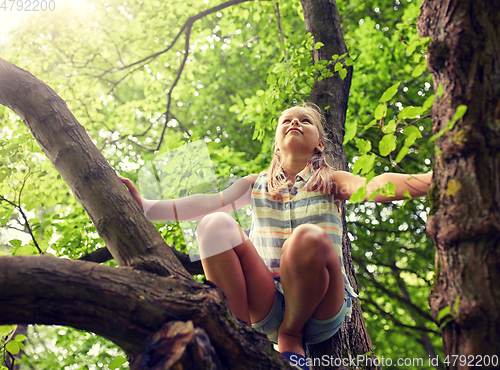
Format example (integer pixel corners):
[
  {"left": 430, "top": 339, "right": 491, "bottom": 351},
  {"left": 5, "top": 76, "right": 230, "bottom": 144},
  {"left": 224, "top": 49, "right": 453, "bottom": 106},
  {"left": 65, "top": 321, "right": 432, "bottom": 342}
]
[{"left": 287, "top": 128, "right": 302, "bottom": 134}]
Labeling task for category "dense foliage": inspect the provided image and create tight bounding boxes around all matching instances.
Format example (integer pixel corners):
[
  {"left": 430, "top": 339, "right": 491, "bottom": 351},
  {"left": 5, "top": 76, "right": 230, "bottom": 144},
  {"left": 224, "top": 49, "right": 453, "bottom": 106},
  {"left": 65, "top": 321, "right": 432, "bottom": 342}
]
[{"left": 0, "top": 0, "right": 442, "bottom": 368}]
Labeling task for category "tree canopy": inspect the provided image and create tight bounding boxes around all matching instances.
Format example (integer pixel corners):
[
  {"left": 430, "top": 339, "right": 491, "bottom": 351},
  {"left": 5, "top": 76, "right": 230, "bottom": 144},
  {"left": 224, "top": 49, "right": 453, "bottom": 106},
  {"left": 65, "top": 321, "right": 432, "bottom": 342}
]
[{"left": 0, "top": 0, "right": 443, "bottom": 369}]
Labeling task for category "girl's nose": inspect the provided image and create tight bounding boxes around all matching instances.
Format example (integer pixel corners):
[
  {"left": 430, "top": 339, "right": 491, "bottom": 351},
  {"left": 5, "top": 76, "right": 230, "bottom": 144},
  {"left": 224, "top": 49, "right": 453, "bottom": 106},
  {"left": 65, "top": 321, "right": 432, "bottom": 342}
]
[{"left": 291, "top": 118, "right": 300, "bottom": 125}]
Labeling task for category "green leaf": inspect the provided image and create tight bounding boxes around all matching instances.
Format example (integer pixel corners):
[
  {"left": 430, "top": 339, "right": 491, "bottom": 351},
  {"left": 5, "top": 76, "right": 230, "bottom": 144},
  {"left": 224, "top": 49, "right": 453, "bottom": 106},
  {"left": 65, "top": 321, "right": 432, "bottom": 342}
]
[
  {"left": 355, "top": 138, "right": 372, "bottom": 154},
  {"left": 368, "top": 188, "right": 381, "bottom": 201},
  {"left": 352, "top": 155, "right": 366, "bottom": 175},
  {"left": 439, "top": 317, "right": 455, "bottom": 330},
  {"left": 14, "top": 334, "right": 27, "bottom": 342},
  {"left": 429, "top": 105, "right": 467, "bottom": 142},
  {"left": 379, "top": 82, "right": 400, "bottom": 103},
  {"left": 339, "top": 68, "right": 347, "bottom": 80},
  {"left": 403, "top": 125, "right": 422, "bottom": 138},
  {"left": 12, "top": 244, "right": 37, "bottom": 256},
  {"left": 349, "top": 186, "right": 367, "bottom": 204},
  {"left": 109, "top": 357, "right": 128, "bottom": 369},
  {"left": 379, "top": 134, "right": 396, "bottom": 156},
  {"left": 343, "top": 121, "right": 357, "bottom": 145},
  {"left": 453, "top": 105, "right": 467, "bottom": 121},
  {"left": 353, "top": 153, "right": 375, "bottom": 176},
  {"left": 0, "top": 325, "right": 16, "bottom": 338},
  {"left": 374, "top": 104, "right": 387, "bottom": 120},
  {"left": 365, "top": 170, "right": 375, "bottom": 184},
  {"left": 361, "top": 154, "right": 375, "bottom": 175},
  {"left": 423, "top": 94, "right": 435, "bottom": 110},
  {"left": 403, "top": 190, "right": 412, "bottom": 199},
  {"left": 406, "top": 40, "right": 420, "bottom": 56},
  {"left": 362, "top": 119, "right": 378, "bottom": 132},
  {"left": 395, "top": 145, "right": 410, "bottom": 163},
  {"left": 453, "top": 295, "right": 460, "bottom": 314},
  {"left": 411, "top": 61, "right": 427, "bottom": 77},
  {"left": 314, "top": 42, "right": 324, "bottom": 49},
  {"left": 437, "top": 84, "right": 444, "bottom": 98},
  {"left": 382, "top": 120, "right": 397, "bottom": 134},
  {"left": 398, "top": 106, "right": 426, "bottom": 120},
  {"left": 379, "top": 182, "right": 396, "bottom": 197},
  {"left": 437, "top": 306, "right": 451, "bottom": 322},
  {"left": 9, "top": 239, "right": 22, "bottom": 248},
  {"left": 5, "top": 340, "right": 20, "bottom": 355}
]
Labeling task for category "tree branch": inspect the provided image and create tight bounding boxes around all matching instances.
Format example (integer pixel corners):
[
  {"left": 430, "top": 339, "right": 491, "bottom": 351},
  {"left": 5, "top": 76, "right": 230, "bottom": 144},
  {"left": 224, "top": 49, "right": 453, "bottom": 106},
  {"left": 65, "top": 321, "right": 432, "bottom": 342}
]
[
  {"left": 114, "top": 0, "right": 258, "bottom": 74},
  {"left": 0, "top": 255, "right": 289, "bottom": 368},
  {"left": 79, "top": 246, "right": 204, "bottom": 275},
  {"left": 356, "top": 257, "right": 434, "bottom": 322},
  {"left": 360, "top": 296, "right": 438, "bottom": 334}
]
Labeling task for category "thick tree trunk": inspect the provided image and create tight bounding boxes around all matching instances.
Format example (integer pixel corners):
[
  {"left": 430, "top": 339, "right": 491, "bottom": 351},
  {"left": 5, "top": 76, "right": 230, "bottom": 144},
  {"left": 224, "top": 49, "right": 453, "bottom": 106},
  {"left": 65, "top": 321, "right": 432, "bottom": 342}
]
[
  {"left": 0, "top": 58, "right": 295, "bottom": 369},
  {"left": 418, "top": 0, "right": 500, "bottom": 366},
  {"left": 300, "top": 1, "right": 378, "bottom": 369}
]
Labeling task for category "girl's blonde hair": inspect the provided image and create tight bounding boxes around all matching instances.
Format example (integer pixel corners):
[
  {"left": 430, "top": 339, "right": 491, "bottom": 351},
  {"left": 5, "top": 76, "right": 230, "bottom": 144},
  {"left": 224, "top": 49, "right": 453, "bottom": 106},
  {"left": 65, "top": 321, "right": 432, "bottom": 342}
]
[{"left": 266, "top": 103, "right": 335, "bottom": 198}]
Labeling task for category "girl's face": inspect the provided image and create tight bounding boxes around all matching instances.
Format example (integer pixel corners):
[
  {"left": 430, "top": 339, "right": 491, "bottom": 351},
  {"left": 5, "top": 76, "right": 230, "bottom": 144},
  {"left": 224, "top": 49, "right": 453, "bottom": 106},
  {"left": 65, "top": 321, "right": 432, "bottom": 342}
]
[{"left": 275, "top": 107, "right": 324, "bottom": 156}]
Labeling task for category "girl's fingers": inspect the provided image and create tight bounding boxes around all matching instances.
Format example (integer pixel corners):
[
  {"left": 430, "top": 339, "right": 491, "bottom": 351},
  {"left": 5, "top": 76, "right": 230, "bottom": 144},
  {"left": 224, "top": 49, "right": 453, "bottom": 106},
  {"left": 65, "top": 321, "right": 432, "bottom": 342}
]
[
  {"left": 119, "top": 176, "right": 135, "bottom": 190},
  {"left": 118, "top": 176, "right": 142, "bottom": 207}
]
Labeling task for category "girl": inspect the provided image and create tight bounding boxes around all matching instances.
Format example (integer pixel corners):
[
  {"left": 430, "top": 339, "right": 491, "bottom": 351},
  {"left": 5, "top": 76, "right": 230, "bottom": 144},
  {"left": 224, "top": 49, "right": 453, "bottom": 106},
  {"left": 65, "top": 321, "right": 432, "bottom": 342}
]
[{"left": 120, "top": 104, "right": 431, "bottom": 369}]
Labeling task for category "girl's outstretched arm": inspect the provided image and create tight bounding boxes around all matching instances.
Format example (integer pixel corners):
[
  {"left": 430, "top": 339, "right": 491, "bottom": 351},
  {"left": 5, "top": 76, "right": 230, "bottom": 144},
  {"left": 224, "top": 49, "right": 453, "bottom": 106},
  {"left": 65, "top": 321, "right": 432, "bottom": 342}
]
[
  {"left": 119, "top": 174, "right": 258, "bottom": 221},
  {"left": 332, "top": 171, "right": 432, "bottom": 203}
]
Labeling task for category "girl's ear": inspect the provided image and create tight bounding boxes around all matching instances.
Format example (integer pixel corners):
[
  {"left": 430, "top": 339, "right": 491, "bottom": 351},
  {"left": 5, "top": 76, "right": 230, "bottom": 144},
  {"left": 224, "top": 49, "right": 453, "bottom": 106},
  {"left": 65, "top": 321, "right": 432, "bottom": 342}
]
[{"left": 316, "top": 140, "right": 325, "bottom": 153}]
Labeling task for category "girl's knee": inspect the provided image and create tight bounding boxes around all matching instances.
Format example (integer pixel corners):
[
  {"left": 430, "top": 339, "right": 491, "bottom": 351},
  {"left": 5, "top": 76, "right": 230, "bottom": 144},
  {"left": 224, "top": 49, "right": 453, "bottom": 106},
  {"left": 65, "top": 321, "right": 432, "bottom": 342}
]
[
  {"left": 197, "top": 212, "right": 246, "bottom": 258},
  {"left": 198, "top": 212, "right": 236, "bottom": 236},
  {"left": 284, "top": 224, "right": 337, "bottom": 267},
  {"left": 293, "top": 224, "right": 331, "bottom": 251}
]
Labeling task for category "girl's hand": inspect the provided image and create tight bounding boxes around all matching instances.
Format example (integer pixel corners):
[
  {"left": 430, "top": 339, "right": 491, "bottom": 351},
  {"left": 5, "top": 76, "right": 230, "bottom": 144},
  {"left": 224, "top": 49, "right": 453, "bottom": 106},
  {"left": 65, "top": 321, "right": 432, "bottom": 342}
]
[{"left": 118, "top": 176, "right": 143, "bottom": 209}]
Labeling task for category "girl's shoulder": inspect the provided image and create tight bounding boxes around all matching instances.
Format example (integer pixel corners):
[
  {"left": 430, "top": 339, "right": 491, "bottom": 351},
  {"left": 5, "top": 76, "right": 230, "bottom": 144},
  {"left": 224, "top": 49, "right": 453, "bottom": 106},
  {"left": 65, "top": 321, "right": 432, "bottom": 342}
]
[{"left": 243, "top": 171, "right": 267, "bottom": 187}]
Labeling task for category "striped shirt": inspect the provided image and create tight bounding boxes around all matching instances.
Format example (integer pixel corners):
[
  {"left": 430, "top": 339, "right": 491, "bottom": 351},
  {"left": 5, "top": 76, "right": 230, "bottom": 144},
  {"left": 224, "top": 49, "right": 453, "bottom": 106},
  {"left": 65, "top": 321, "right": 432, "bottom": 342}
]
[{"left": 249, "top": 165, "right": 358, "bottom": 316}]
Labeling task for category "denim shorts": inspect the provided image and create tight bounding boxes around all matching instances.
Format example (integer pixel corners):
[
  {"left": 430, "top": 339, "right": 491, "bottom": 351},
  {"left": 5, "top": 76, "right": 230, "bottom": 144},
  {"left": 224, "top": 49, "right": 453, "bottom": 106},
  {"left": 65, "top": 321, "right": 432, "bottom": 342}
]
[{"left": 251, "top": 280, "right": 350, "bottom": 345}]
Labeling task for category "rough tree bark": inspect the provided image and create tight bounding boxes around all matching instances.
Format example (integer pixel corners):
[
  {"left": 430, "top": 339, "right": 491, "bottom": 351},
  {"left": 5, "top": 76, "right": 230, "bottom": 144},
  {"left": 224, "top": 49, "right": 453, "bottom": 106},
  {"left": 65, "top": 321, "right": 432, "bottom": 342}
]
[
  {"left": 418, "top": 0, "right": 500, "bottom": 366},
  {"left": 0, "top": 58, "right": 292, "bottom": 369},
  {"left": 300, "top": 0, "right": 378, "bottom": 368}
]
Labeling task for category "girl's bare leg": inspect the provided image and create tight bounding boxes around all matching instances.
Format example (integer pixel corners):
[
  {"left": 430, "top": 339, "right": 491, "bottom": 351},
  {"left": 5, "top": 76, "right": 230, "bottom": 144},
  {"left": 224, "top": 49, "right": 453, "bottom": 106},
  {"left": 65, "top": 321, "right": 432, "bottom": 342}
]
[
  {"left": 197, "top": 212, "right": 275, "bottom": 324},
  {"left": 278, "top": 224, "right": 345, "bottom": 355}
]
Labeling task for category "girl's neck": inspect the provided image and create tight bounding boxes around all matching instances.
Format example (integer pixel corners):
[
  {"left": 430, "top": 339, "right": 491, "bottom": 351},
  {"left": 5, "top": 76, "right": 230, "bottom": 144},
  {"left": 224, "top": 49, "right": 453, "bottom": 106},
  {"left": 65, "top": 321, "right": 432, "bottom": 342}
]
[{"left": 281, "top": 153, "right": 311, "bottom": 181}]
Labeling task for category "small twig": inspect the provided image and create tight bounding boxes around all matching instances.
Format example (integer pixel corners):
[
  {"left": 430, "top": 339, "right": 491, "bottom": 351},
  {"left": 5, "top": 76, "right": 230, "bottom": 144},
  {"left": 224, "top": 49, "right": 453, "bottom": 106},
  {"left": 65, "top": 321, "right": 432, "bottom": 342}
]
[
  {"left": 98, "top": 0, "right": 259, "bottom": 78},
  {"left": 170, "top": 112, "right": 192, "bottom": 137},
  {"left": 241, "top": 35, "right": 260, "bottom": 48},
  {"left": 155, "top": 26, "right": 193, "bottom": 151},
  {"left": 106, "top": 63, "right": 144, "bottom": 96},
  {"left": 274, "top": 2, "right": 286, "bottom": 55},
  {"left": 0, "top": 194, "right": 43, "bottom": 255},
  {"left": 401, "top": 114, "right": 431, "bottom": 129},
  {"left": 360, "top": 296, "right": 438, "bottom": 334},
  {"left": 340, "top": 0, "right": 368, "bottom": 24}
]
